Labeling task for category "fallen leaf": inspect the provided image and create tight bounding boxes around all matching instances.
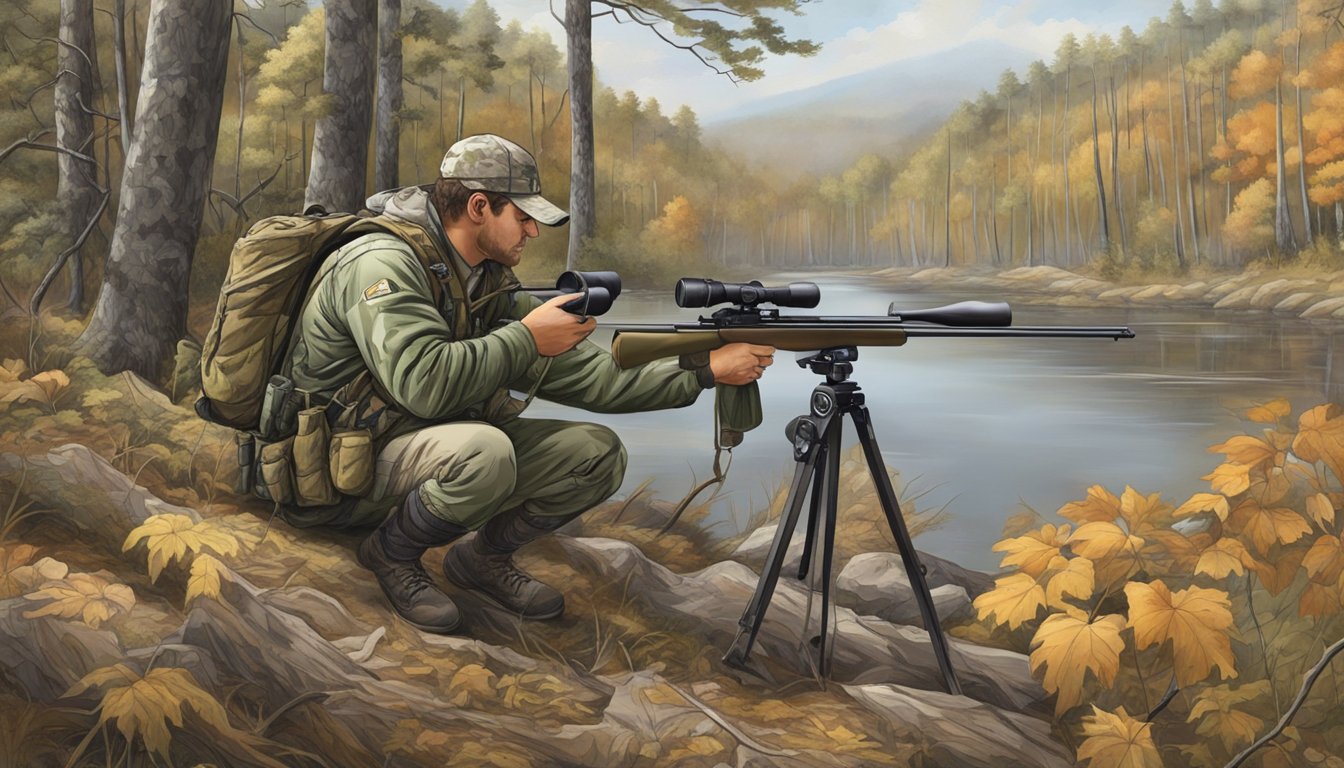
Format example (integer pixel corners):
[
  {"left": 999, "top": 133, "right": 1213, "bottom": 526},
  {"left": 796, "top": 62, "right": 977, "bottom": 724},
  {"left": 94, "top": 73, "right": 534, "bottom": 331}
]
[
  {"left": 446, "top": 664, "right": 497, "bottom": 706},
  {"left": 66, "top": 664, "right": 230, "bottom": 761},
  {"left": 24, "top": 572, "right": 135, "bottom": 628},
  {"left": 122, "top": 514, "right": 240, "bottom": 582},
  {"left": 185, "top": 554, "right": 227, "bottom": 605}
]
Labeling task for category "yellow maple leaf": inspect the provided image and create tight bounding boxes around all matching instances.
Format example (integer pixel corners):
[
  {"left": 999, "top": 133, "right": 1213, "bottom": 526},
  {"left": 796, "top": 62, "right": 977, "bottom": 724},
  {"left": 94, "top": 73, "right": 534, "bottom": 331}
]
[
  {"left": 992, "top": 523, "right": 1071, "bottom": 577},
  {"left": 1196, "top": 539, "right": 1250, "bottom": 580},
  {"left": 1188, "top": 681, "right": 1270, "bottom": 751},
  {"left": 1247, "top": 544, "right": 1308, "bottom": 596},
  {"left": 1045, "top": 556, "right": 1096, "bottom": 609},
  {"left": 1247, "top": 467, "right": 1293, "bottom": 506},
  {"left": 1174, "top": 493, "right": 1231, "bottom": 522},
  {"left": 1204, "top": 462, "right": 1252, "bottom": 496},
  {"left": 1125, "top": 580, "right": 1236, "bottom": 685},
  {"left": 1068, "top": 521, "right": 1146, "bottom": 586},
  {"left": 1059, "top": 485, "right": 1122, "bottom": 524},
  {"left": 1306, "top": 493, "right": 1336, "bottom": 529},
  {"left": 1235, "top": 499, "right": 1311, "bottom": 555},
  {"left": 122, "top": 514, "right": 240, "bottom": 582},
  {"left": 1294, "top": 404, "right": 1344, "bottom": 483},
  {"left": 973, "top": 572, "right": 1046, "bottom": 630},
  {"left": 185, "top": 554, "right": 228, "bottom": 605},
  {"left": 66, "top": 664, "right": 231, "bottom": 761},
  {"left": 1302, "top": 534, "right": 1344, "bottom": 585},
  {"left": 1119, "top": 486, "right": 1172, "bottom": 534},
  {"left": 1298, "top": 575, "right": 1344, "bottom": 618},
  {"left": 1077, "top": 706, "right": 1161, "bottom": 768},
  {"left": 1246, "top": 398, "right": 1291, "bottom": 423},
  {"left": 1209, "top": 435, "right": 1278, "bottom": 471},
  {"left": 1029, "top": 613, "right": 1126, "bottom": 716},
  {"left": 23, "top": 572, "right": 135, "bottom": 628},
  {"left": 446, "top": 664, "right": 497, "bottom": 706}
]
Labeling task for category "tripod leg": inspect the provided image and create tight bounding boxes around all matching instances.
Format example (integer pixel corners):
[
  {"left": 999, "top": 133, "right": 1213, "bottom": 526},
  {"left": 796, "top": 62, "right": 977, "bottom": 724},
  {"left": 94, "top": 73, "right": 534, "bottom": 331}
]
[
  {"left": 723, "top": 417, "right": 827, "bottom": 669},
  {"left": 851, "top": 406, "right": 963, "bottom": 696},
  {"left": 816, "top": 414, "right": 843, "bottom": 678},
  {"left": 796, "top": 447, "right": 826, "bottom": 581}
]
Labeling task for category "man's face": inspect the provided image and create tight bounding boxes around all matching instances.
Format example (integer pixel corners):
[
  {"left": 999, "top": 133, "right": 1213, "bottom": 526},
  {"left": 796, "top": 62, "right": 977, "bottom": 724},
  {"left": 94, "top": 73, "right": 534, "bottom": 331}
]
[{"left": 476, "top": 198, "right": 539, "bottom": 268}]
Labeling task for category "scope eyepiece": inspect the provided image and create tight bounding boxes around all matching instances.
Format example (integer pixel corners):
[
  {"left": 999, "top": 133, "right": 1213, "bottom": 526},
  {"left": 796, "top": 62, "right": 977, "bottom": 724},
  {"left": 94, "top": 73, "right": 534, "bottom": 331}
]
[{"left": 675, "top": 278, "right": 820, "bottom": 309}]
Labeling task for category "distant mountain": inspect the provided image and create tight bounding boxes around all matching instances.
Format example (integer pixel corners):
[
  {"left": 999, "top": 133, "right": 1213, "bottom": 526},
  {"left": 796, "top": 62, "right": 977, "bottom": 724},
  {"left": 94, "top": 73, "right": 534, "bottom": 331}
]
[{"left": 704, "top": 40, "right": 1037, "bottom": 177}]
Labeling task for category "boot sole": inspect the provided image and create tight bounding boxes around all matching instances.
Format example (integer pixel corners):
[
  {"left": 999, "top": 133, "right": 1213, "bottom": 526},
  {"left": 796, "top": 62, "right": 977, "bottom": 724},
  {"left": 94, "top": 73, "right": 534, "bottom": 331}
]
[
  {"left": 357, "top": 536, "right": 463, "bottom": 634},
  {"left": 442, "top": 547, "right": 564, "bottom": 620}
]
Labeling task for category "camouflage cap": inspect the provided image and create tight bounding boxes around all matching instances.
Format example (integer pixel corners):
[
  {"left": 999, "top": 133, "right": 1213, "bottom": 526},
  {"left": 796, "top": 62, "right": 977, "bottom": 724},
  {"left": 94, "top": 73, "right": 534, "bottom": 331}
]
[{"left": 439, "top": 134, "right": 569, "bottom": 227}]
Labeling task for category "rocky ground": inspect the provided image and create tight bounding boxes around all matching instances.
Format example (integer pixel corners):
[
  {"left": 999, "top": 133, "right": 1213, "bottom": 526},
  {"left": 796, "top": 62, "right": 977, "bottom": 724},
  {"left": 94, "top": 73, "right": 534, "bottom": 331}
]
[{"left": 0, "top": 353, "right": 1080, "bottom": 767}]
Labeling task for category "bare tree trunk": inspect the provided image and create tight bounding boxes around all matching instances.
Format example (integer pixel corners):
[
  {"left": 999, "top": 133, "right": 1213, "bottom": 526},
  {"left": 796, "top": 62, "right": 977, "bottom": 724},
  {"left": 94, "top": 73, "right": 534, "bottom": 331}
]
[
  {"left": 74, "top": 0, "right": 231, "bottom": 378},
  {"left": 1179, "top": 57, "right": 1199, "bottom": 263},
  {"left": 56, "top": 0, "right": 99, "bottom": 315},
  {"left": 1062, "top": 66, "right": 1073, "bottom": 266},
  {"left": 1109, "top": 71, "right": 1127, "bottom": 257},
  {"left": 374, "top": 0, "right": 401, "bottom": 192},
  {"left": 944, "top": 129, "right": 952, "bottom": 267},
  {"left": 1295, "top": 31, "right": 1312, "bottom": 246},
  {"left": 1090, "top": 69, "right": 1110, "bottom": 254},
  {"left": 113, "top": 0, "right": 132, "bottom": 157},
  {"left": 1275, "top": 80, "right": 1295, "bottom": 252},
  {"left": 306, "top": 0, "right": 376, "bottom": 213},
  {"left": 565, "top": 0, "right": 595, "bottom": 270}
]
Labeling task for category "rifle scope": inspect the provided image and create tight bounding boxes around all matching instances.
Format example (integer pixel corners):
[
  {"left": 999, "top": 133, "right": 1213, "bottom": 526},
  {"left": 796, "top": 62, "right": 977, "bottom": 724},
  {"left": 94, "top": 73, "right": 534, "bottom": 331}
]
[
  {"left": 524, "top": 270, "right": 622, "bottom": 315},
  {"left": 676, "top": 278, "right": 821, "bottom": 309}
]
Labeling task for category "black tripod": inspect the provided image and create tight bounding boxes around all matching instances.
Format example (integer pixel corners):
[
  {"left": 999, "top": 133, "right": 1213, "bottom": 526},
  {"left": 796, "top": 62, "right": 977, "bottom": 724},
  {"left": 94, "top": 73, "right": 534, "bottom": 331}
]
[{"left": 722, "top": 347, "right": 962, "bottom": 695}]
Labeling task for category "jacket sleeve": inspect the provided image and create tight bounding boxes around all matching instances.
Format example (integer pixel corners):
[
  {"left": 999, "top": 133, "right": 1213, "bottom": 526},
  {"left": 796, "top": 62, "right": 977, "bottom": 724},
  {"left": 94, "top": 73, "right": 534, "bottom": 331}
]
[
  {"left": 506, "top": 291, "right": 705, "bottom": 413},
  {"left": 333, "top": 236, "right": 540, "bottom": 419}
]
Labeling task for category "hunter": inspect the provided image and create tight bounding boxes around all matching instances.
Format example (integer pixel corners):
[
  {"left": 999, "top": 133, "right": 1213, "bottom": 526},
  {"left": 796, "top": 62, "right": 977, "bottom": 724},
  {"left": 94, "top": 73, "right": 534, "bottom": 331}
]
[{"left": 284, "top": 134, "right": 774, "bottom": 633}]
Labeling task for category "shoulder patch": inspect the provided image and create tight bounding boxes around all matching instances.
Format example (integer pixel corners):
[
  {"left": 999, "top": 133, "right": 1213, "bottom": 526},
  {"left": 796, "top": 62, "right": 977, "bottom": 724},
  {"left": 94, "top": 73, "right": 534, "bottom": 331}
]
[{"left": 363, "top": 278, "right": 397, "bottom": 301}]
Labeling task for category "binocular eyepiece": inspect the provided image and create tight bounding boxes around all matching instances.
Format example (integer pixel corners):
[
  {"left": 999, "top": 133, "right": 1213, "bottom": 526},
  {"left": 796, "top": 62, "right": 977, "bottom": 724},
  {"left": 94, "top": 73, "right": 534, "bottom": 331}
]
[
  {"left": 525, "top": 270, "right": 622, "bottom": 316},
  {"left": 676, "top": 278, "right": 821, "bottom": 309}
]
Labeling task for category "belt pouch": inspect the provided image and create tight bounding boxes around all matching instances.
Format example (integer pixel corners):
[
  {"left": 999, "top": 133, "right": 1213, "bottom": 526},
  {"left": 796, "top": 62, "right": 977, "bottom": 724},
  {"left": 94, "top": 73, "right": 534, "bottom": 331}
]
[
  {"left": 293, "top": 407, "right": 340, "bottom": 506},
  {"left": 329, "top": 429, "right": 375, "bottom": 497},
  {"left": 258, "top": 437, "right": 296, "bottom": 505}
]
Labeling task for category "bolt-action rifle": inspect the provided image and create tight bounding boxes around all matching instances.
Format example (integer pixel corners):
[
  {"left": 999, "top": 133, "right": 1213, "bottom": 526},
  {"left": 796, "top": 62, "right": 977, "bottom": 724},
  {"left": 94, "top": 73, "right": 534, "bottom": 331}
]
[
  {"left": 605, "top": 277, "right": 1135, "bottom": 692},
  {"left": 607, "top": 277, "right": 1134, "bottom": 368}
]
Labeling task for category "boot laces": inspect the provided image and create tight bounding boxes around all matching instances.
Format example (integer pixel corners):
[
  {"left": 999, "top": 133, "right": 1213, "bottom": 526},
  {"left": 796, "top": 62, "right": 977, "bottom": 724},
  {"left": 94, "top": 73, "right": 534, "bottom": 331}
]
[
  {"left": 395, "top": 563, "right": 434, "bottom": 597},
  {"left": 483, "top": 553, "right": 532, "bottom": 590}
]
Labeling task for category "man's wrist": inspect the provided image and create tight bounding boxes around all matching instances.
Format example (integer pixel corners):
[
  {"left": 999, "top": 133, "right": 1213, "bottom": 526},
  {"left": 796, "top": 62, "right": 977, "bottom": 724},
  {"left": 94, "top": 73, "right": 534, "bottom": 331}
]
[{"left": 678, "top": 351, "right": 716, "bottom": 389}]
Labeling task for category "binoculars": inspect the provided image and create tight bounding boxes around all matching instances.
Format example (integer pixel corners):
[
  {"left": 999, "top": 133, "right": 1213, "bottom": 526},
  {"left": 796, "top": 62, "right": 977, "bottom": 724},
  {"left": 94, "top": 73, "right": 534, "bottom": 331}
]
[{"left": 523, "top": 270, "right": 622, "bottom": 316}]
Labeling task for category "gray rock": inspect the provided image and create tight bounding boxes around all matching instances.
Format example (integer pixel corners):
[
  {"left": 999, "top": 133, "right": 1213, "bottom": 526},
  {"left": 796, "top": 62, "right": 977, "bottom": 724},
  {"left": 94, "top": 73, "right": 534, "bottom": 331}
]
[{"left": 836, "top": 553, "right": 972, "bottom": 626}]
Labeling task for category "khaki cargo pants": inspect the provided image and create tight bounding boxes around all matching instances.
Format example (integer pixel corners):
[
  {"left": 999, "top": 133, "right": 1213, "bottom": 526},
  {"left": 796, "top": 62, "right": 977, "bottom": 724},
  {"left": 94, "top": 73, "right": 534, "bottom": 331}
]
[{"left": 345, "top": 418, "right": 627, "bottom": 530}]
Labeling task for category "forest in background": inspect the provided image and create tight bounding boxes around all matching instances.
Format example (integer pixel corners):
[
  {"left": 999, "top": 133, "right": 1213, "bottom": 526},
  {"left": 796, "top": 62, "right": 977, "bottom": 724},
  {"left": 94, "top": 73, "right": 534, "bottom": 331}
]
[{"left": 5, "top": 0, "right": 1344, "bottom": 330}]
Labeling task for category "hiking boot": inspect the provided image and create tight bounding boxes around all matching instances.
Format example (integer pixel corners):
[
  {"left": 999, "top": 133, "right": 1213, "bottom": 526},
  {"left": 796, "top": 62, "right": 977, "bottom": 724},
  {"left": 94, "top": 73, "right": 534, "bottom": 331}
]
[
  {"left": 356, "top": 487, "right": 466, "bottom": 634},
  {"left": 441, "top": 506, "right": 580, "bottom": 619}
]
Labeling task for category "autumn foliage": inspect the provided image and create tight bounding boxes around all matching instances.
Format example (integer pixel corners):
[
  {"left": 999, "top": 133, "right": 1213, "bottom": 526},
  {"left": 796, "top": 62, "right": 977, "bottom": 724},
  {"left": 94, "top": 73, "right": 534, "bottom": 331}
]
[{"left": 975, "top": 398, "right": 1344, "bottom": 765}]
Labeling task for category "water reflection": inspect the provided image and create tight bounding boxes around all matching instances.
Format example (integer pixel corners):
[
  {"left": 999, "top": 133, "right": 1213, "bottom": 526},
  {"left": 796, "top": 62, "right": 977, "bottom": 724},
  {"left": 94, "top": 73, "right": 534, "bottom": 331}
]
[{"left": 526, "top": 274, "right": 1344, "bottom": 570}]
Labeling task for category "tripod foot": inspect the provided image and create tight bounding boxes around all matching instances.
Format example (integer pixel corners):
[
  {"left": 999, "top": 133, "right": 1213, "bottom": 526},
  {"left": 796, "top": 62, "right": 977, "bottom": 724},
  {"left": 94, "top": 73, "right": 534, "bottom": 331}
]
[{"left": 722, "top": 647, "right": 750, "bottom": 671}]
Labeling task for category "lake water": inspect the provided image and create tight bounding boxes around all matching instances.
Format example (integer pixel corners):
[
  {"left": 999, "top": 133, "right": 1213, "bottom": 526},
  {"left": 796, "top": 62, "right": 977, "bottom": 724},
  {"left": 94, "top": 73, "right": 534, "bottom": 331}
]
[{"left": 524, "top": 273, "right": 1344, "bottom": 571}]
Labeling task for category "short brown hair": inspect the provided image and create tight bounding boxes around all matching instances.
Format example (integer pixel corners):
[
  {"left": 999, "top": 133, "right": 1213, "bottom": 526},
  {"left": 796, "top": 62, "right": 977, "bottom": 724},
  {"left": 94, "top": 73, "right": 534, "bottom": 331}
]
[{"left": 431, "top": 178, "right": 511, "bottom": 223}]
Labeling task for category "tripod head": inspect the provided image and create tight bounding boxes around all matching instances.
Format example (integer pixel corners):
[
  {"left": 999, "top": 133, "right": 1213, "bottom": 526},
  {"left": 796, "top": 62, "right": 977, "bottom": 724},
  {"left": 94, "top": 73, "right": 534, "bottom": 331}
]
[{"left": 796, "top": 346, "right": 859, "bottom": 383}]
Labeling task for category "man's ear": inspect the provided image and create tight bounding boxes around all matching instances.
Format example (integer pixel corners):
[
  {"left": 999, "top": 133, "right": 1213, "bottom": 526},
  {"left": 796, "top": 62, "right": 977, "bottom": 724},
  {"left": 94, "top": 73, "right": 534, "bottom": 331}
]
[{"left": 467, "top": 192, "right": 490, "bottom": 222}]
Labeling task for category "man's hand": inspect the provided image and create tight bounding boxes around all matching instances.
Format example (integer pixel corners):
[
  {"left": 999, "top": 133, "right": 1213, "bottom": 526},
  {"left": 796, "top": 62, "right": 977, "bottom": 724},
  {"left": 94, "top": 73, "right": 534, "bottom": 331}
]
[
  {"left": 521, "top": 292, "right": 596, "bottom": 357},
  {"left": 709, "top": 343, "right": 776, "bottom": 386}
]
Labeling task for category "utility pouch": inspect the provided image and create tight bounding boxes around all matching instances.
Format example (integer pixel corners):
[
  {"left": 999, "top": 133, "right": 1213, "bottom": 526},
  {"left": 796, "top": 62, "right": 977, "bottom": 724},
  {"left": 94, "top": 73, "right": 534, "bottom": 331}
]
[
  {"left": 258, "top": 437, "right": 296, "bottom": 504},
  {"left": 715, "top": 382, "right": 763, "bottom": 448},
  {"left": 259, "top": 375, "right": 295, "bottom": 440},
  {"left": 329, "top": 429, "right": 374, "bottom": 496},
  {"left": 293, "top": 407, "right": 340, "bottom": 506},
  {"left": 234, "top": 432, "right": 255, "bottom": 494}
]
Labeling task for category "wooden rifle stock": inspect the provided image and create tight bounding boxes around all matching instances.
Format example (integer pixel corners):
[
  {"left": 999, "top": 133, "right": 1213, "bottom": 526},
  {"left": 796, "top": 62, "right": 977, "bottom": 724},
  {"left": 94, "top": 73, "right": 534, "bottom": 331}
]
[{"left": 611, "top": 328, "right": 910, "bottom": 368}]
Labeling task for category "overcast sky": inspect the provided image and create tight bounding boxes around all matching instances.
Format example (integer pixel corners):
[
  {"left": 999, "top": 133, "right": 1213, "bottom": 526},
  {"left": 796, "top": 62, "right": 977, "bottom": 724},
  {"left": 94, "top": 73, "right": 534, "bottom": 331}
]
[{"left": 440, "top": 1, "right": 1175, "bottom": 121}]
